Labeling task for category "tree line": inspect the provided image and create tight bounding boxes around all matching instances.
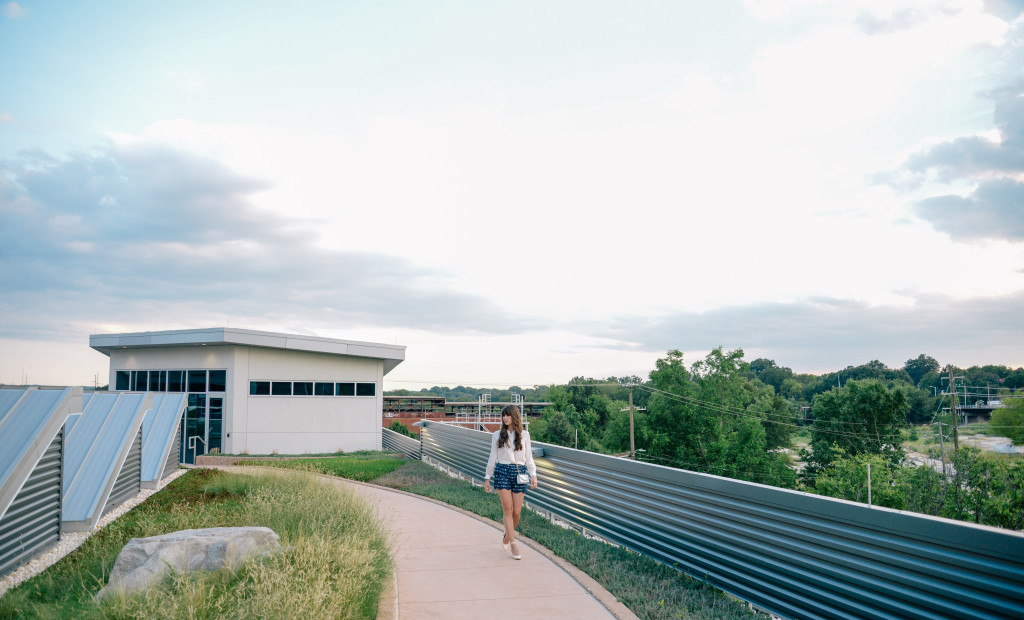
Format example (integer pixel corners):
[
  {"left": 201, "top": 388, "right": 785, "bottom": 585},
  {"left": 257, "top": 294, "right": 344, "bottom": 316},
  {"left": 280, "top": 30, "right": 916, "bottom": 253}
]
[{"left": 386, "top": 350, "right": 1024, "bottom": 530}]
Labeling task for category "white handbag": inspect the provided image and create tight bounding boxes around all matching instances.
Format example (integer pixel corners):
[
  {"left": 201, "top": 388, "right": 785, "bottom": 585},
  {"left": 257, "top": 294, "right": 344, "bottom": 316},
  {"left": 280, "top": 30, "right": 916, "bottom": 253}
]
[{"left": 513, "top": 441, "right": 530, "bottom": 484}]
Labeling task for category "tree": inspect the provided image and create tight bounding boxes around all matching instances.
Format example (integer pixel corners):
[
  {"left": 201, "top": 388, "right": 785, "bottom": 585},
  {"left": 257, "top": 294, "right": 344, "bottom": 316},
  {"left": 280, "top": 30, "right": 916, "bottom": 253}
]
[
  {"left": 904, "top": 354, "right": 940, "bottom": 387},
  {"left": 804, "top": 379, "right": 909, "bottom": 477},
  {"left": 814, "top": 450, "right": 906, "bottom": 509},
  {"left": 645, "top": 350, "right": 699, "bottom": 460},
  {"left": 991, "top": 398, "right": 1024, "bottom": 445},
  {"left": 749, "top": 358, "right": 795, "bottom": 395},
  {"left": 644, "top": 348, "right": 796, "bottom": 488},
  {"left": 387, "top": 420, "right": 413, "bottom": 437},
  {"left": 1005, "top": 368, "right": 1024, "bottom": 390},
  {"left": 896, "top": 383, "right": 937, "bottom": 425}
]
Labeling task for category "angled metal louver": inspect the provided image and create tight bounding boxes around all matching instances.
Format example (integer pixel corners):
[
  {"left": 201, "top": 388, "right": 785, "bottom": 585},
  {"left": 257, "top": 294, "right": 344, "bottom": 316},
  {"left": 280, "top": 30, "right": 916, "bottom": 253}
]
[
  {"left": 140, "top": 393, "right": 185, "bottom": 489},
  {"left": 62, "top": 392, "right": 151, "bottom": 533},
  {"left": 0, "top": 387, "right": 73, "bottom": 578}
]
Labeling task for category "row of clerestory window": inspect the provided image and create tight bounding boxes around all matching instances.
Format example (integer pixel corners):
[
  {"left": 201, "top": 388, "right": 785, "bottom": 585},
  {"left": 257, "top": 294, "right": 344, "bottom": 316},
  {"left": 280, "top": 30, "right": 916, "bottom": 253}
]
[
  {"left": 116, "top": 370, "right": 226, "bottom": 392},
  {"left": 248, "top": 381, "right": 376, "bottom": 397}
]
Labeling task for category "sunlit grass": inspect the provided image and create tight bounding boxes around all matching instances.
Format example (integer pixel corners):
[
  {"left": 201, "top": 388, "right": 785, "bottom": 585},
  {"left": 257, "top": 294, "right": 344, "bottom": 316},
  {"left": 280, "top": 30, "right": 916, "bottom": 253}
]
[
  {"left": 236, "top": 454, "right": 406, "bottom": 481},
  {"left": 0, "top": 469, "right": 390, "bottom": 620}
]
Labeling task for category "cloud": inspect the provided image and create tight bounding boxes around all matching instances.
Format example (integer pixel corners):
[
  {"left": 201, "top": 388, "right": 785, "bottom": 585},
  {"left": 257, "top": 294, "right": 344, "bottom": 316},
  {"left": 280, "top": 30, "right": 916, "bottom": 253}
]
[
  {"left": 0, "top": 112, "right": 13, "bottom": 124},
  {"left": 595, "top": 293, "right": 1024, "bottom": 371},
  {"left": 879, "top": 13, "right": 1024, "bottom": 242},
  {"left": 2, "top": 2, "right": 24, "bottom": 19},
  {"left": 0, "top": 142, "right": 539, "bottom": 340},
  {"left": 913, "top": 179, "right": 1024, "bottom": 240},
  {"left": 903, "top": 82, "right": 1024, "bottom": 182}
]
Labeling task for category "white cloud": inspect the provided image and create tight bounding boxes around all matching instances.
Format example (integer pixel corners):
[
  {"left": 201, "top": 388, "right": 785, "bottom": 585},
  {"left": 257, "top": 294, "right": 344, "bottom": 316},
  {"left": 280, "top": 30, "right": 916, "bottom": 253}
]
[
  {"left": 0, "top": 111, "right": 14, "bottom": 123},
  {"left": 2, "top": 2, "right": 24, "bottom": 19},
  {"left": 744, "top": 0, "right": 828, "bottom": 20},
  {"left": 751, "top": 4, "right": 1007, "bottom": 132}
]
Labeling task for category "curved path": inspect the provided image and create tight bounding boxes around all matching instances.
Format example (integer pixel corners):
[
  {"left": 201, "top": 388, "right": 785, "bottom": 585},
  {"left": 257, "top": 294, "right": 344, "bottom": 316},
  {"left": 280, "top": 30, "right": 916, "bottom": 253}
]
[{"left": 217, "top": 467, "right": 631, "bottom": 619}]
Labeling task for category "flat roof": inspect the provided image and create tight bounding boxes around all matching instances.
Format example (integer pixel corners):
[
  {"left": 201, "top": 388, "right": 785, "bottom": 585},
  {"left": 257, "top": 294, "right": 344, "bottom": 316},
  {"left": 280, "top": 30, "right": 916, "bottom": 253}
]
[{"left": 90, "top": 327, "right": 405, "bottom": 374}]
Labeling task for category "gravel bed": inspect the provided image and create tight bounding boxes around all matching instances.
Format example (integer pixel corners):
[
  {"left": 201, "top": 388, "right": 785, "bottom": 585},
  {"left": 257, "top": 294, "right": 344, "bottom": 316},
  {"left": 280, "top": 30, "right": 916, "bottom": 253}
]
[{"left": 0, "top": 468, "right": 190, "bottom": 598}]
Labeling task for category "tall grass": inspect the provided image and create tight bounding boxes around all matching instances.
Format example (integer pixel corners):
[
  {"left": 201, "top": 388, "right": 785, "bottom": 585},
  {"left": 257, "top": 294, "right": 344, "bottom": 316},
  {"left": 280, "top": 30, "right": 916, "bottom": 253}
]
[{"left": 0, "top": 468, "right": 391, "bottom": 620}]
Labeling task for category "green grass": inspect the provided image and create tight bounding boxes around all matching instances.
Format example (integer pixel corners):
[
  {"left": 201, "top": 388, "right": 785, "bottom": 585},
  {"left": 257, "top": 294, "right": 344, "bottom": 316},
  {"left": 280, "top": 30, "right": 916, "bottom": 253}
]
[
  {"left": 0, "top": 469, "right": 391, "bottom": 619},
  {"left": 236, "top": 454, "right": 407, "bottom": 481},
  {"left": 372, "top": 460, "right": 760, "bottom": 620},
  {"left": 213, "top": 450, "right": 395, "bottom": 458}
]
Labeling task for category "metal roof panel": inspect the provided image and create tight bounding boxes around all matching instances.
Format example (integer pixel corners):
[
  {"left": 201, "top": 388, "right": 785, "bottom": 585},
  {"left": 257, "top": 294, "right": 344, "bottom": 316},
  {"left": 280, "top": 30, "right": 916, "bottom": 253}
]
[
  {"left": 0, "top": 387, "right": 72, "bottom": 521},
  {"left": 140, "top": 393, "right": 185, "bottom": 484},
  {"left": 62, "top": 392, "right": 149, "bottom": 528}
]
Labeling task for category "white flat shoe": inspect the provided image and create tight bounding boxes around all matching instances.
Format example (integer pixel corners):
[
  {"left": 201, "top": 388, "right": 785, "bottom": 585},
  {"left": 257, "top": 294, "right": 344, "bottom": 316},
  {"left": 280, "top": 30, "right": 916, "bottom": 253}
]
[{"left": 510, "top": 542, "right": 521, "bottom": 560}]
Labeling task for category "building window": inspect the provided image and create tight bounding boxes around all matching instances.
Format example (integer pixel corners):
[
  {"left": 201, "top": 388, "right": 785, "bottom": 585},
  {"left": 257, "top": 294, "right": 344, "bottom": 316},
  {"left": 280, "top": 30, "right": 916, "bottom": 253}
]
[
  {"left": 188, "top": 370, "right": 207, "bottom": 393},
  {"left": 271, "top": 381, "right": 292, "bottom": 396},
  {"left": 209, "top": 370, "right": 226, "bottom": 392},
  {"left": 336, "top": 382, "right": 355, "bottom": 396},
  {"left": 250, "top": 381, "right": 270, "bottom": 395},
  {"left": 167, "top": 371, "right": 185, "bottom": 392},
  {"left": 356, "top": 382, "right": 376, "bottom": 397},
  {"left": 131, "top": 371, "right": 148, "bottom": 391},
  {"left": 115, "top": 371, "right": 130, "bottom": 391},
  {"left": 293, "top": 381, "right": 313, "bottom": 396},
  {"left": 315, "top": 382, "right": 334, "bottom": 396},
  {"left": 149, "top": 370, "right": 165, "bottom": 392}
]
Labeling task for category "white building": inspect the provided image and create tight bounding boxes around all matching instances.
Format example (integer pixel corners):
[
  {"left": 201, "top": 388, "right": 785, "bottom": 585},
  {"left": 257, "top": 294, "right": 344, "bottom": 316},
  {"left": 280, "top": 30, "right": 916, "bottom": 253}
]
[{"left": 90, "top": 328, "right": 405, "bottom": 463}]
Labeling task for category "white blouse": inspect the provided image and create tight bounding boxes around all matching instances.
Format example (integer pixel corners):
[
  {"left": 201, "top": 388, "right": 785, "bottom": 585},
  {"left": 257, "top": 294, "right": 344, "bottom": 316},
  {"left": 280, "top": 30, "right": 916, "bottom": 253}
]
[{"left": 484, "top": 429, "right": 537, "bottom": 480}]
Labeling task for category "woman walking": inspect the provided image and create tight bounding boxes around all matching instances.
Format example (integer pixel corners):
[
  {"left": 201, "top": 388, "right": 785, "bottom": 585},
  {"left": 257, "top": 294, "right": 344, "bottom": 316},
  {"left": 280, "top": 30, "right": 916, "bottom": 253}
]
[{"left": 484, "top": 404, "right": 538, "bottom": 560}]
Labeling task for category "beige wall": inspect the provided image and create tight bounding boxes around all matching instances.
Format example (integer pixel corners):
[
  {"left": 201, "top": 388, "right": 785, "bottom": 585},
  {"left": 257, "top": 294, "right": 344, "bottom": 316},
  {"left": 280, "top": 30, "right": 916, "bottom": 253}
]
[{"left": 105, "top": 345, "right": 384, "bottom": 455}]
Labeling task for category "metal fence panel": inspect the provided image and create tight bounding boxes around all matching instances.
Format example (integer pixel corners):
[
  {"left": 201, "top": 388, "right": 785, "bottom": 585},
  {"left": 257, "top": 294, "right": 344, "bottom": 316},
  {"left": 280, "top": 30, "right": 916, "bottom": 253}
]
[
  {"left": 0, "top": 428, "right": 62, "bottom": 578},
  {"left": 382, "top": 427, "right": 421, "bottom": 460},
  {"left": 418, "top": 420, "right": 1024, "bottom": 620}
]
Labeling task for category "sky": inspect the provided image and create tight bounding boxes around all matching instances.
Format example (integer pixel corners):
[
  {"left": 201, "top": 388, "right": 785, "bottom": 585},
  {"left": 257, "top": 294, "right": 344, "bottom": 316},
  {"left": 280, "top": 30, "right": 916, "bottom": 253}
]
[{"left": 1, "top": 0, "right": 1023, "bottom": 389}]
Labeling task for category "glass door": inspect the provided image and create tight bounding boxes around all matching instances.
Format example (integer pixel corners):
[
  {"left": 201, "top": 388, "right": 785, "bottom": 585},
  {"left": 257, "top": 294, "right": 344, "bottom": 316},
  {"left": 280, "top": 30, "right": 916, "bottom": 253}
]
[
  {"left": 209, "top": 397, "right": 223, "bottom": 454},
  {"left": 181, "top": 393, "right": 207, "bottom": 464}
]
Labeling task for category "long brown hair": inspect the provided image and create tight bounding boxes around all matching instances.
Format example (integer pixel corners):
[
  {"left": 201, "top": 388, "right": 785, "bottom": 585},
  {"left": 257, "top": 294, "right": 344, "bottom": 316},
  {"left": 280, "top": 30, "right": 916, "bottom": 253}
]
[{"left": 498, "top": 405, "right": 523, "bottom": 451}]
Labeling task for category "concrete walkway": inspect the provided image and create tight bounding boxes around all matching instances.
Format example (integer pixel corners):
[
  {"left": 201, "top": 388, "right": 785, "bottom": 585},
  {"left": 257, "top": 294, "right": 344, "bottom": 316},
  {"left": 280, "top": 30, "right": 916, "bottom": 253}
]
[{"left": 217, "top": 466, "right": 630, "bottom": 619}]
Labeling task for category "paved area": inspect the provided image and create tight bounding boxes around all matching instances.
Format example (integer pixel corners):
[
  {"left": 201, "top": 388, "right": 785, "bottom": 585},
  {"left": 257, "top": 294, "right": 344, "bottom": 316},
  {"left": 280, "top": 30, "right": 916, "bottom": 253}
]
[
  {"left": 219, "top": 466, "right": 622, "bottom": 619},
  {"left": 341, "top": 479, "right": 618, "bottom": 619}
]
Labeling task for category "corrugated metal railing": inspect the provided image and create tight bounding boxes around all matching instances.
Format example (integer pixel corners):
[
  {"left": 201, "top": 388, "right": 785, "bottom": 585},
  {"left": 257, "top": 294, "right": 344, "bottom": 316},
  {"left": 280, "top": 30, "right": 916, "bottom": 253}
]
[
  {"left": 0, "top": 428, "right": 62, "bottom": 578},
  {"left": 382, "top": 427, "right": 421, "bottom": 460},
  {"left": 418, "top": 420, "right": 1024, "bottom": 620}
]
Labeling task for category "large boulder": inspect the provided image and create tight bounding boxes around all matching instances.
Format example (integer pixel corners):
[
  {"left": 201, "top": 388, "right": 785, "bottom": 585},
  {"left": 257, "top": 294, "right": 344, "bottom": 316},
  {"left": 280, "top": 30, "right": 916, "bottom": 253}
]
[{"left": 97, "top": 526, "right": 282, "bottom": 599}]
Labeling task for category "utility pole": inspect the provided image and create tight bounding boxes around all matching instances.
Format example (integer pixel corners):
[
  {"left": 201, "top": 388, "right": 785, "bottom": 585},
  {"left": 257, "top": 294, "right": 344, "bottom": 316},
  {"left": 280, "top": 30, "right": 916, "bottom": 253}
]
[
  {"left": 629, "top": 384, "right": 635, "bottom": 460},
  {"left": 941, "top": 369, "right": 963, "bottom": 452},
  {"left": 936, "top": 421, "right": 946, "bottom": 477},
  {"left": 622, "top": 382, "right": 646, "bottom": 459},
  {"left": 949, "top": 367, "right": 959, "bottom": 452}
]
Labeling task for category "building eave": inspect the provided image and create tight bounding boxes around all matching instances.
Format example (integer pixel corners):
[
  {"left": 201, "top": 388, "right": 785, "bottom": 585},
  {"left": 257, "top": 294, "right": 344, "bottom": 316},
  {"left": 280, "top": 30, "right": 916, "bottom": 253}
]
[{"left": 90, "top": 328, "right": 405, "bottom": 374}]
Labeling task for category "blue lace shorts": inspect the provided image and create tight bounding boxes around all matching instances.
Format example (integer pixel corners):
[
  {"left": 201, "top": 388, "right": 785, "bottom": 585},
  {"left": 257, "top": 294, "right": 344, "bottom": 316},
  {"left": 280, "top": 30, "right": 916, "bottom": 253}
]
[{"left": 491, "top": 462, "right": 528, "bottom": 493}]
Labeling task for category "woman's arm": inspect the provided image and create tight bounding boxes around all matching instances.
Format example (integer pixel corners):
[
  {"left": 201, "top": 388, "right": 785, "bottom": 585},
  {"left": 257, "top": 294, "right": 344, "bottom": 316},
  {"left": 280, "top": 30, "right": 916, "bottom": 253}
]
[
  {"left": 484, "top": 431, "right": 499, "bottom": 480},
  {"left": 524, "top": 431, "right": 537, "bottom": 479}
]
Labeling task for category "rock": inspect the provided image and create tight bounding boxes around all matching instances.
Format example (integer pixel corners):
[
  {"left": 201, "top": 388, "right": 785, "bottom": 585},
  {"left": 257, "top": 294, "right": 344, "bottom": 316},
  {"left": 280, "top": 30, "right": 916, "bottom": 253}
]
[{"left": 96, "top": 526, "right": 281, "bottom": 599}]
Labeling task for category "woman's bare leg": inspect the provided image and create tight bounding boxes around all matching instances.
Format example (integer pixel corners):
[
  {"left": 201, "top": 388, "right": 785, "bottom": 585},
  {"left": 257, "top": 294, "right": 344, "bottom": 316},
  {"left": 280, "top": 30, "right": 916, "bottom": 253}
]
[
  {"left": 498, "top": 489, "right": 515, "bottom": 543},
  {"left": 512, "top": 492, "right": 524, "bottom": 530}
]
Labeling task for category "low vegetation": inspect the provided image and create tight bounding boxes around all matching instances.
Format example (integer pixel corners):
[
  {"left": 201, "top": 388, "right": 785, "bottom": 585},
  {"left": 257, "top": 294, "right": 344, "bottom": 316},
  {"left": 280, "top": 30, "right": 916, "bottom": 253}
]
[
  {"left": 0, "top": 468, "right": 391, "bottom": 619},
  {"left": 264, "top": 455, "right": 760, "bottom": 619},
  {"left": 235, "top": 453, "right": 406, "bottom": 481}
]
